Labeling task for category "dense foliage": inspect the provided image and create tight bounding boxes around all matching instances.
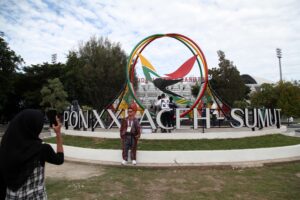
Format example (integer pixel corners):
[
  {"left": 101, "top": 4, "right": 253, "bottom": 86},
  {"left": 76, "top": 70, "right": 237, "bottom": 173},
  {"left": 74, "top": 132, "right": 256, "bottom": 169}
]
[
  {"left": 250, "top": 81, "right": 300, "bottom": 117},
  {"left": 1, "top": 34, "right": 299, "bottom": 122},
  {"left": 191, "top": 50, "right": 249, "bottom": 106},
  {"left": 64, "top": 36, "right": 127, "bottom": 109},
  {"left": 209, "top": 50, "right": 249, "bottom": 106},
  {"left": 40, "top": 78, "right": 69, "bottom": 113},
  {"left": 0, "top": 36, "right": 128, "bottom": 122},
  {"left": 0, "top": 36, "right": 24, "bottom": 121}
]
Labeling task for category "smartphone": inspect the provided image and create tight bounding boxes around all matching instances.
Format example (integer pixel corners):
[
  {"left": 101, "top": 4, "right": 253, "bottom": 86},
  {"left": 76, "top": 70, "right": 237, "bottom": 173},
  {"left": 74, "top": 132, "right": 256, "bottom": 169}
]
[{"left": 46, "top": 109, "right": 57, "bottom": 127}]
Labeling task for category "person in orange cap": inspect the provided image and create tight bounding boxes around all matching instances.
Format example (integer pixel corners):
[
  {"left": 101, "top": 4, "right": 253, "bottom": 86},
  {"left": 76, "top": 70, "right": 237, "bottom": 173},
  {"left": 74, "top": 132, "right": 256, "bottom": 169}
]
[{"left": 120, "top": 102, "right": 141, "bottom": 165}]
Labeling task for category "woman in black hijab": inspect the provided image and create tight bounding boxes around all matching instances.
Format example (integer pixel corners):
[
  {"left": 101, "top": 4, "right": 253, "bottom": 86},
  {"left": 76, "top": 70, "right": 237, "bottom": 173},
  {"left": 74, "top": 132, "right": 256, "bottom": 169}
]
[{"left": 0, "top": 109, "right": 64, "bottom": 199}]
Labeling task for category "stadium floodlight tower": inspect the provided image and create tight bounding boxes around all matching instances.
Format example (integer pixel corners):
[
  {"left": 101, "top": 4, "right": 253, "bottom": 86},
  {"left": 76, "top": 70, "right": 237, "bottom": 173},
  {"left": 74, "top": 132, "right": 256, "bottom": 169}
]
[{"left": 276, "top": 48, "right": 282, "bottom": 82}]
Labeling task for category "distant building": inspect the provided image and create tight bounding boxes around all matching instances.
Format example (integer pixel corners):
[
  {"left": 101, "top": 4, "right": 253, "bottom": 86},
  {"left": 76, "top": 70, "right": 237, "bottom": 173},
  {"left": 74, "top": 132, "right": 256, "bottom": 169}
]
[
  {"left": 136, "top": 76, "right": 200, "bottom": 108},
  {"left": 136, "top": 74, "right": 273, "bottom": 108},
  {"left": 241, "top": 74, "right": 273, "bottom": 93}
]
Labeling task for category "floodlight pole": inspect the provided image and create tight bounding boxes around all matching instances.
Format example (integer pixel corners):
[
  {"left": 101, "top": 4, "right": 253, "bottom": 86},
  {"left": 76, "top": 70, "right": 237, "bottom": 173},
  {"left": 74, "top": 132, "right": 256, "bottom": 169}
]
[{"left": 276, "top": 48, "right": 282, "bottom": 82}]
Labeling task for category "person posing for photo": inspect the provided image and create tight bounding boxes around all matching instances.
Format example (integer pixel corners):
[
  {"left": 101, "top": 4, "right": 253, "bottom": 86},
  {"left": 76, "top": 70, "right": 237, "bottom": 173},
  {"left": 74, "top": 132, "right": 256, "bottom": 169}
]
[{"left": 120, "top": 103, "right": 141, "bottom": 165}]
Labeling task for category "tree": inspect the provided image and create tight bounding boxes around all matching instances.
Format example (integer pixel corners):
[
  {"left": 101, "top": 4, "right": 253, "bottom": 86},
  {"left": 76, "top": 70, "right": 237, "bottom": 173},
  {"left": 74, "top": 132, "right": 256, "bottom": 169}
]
[
  {"left": 233, "top": 100, "right": 250, "bottom": 109},
  {"left": 63, "top": 51, "right": 86, "bottom": 104},
  {"left": 64, "top": 36, "right": 128, "bottom": 109},
  {"left": 20, "top": 62, "right": 65, "bottom": 109},
  {"left": 191, "top": 83, "right": 200, "bottom": 98},
  {"left": 250, "top": 83, "right": 277, "bottom": 108},
  {"left": 40, "top": 78, "right": 69, "bottom": 113},
  {"left": 250, "top": 81, "right": 300, "bottom": 117},
  {"left": 209, "top": 50, "right": 248, "bottom": 106},
  {"left": 0, "top": 35, "right": 24, "bottom": 121},
  {"left": 276, "top": 81, "right": 300, "bottom": 117},
  {"left": 191, "top": 83, "right": 211, "bottom": 101}
]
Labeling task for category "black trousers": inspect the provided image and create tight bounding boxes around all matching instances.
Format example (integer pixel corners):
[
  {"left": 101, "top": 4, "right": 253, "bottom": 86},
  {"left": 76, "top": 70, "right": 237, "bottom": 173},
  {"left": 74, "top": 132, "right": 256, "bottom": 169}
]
[{"left": 161, "top": 111, "right": 172, "bottom": 132}]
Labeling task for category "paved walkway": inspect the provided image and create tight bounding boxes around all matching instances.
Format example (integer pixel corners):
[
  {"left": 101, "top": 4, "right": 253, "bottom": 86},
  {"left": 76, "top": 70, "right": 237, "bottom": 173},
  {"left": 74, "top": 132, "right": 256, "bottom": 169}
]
[
  {"left": 47, "top": 125, "right": 300, "bottom": 167},
  {"left": 1, "top": 124, "right": 299, "bottom": 167},
  {"left": 46, "top": 161, "right": 104, "bottom": 180},
  {"left": 50, "top": 143, "right": 300, "bottom": 167},
  {"left": 61, "top": 126, "right": 287, "bottom": 140}
]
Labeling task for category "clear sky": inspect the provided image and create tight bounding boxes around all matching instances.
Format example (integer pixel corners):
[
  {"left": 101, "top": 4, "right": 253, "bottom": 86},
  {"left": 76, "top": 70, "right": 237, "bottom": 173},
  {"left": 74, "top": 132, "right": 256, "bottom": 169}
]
[{"left": 1, "top": 0, "right": 299, "bottom": 82}]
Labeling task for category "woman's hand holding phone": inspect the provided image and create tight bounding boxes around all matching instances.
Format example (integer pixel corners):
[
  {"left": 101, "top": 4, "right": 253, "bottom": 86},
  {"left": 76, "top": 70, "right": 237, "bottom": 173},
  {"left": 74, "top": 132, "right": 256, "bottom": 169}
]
[
  {"left": 52, "top": 116, "right": 63, "bottom": 153},
  {"left": 52, "top": 116, "right": 62, "bottom": 136}
]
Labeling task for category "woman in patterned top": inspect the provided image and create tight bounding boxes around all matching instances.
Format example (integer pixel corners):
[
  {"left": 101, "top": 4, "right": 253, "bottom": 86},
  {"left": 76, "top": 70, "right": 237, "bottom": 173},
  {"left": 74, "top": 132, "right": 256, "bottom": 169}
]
[{"left": 0, "top": 109, "right": 64, "bottom": 199}]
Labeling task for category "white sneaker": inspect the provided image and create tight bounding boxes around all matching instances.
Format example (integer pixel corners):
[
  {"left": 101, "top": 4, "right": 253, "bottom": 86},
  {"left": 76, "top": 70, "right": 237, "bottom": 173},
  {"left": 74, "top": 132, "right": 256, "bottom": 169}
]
[
  {"left": 121, "top": 160, "right": 127, "bottom": 165},
  {"left": 132, "top": 160, "right": 137, "bottom": 165}
]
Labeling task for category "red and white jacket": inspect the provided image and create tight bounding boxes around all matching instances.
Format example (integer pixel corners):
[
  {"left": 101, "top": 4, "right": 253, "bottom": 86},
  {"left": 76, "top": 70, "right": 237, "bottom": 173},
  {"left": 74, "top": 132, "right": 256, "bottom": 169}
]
[{"left": 120, "top": 117, "right": 141, "bottom": 139}]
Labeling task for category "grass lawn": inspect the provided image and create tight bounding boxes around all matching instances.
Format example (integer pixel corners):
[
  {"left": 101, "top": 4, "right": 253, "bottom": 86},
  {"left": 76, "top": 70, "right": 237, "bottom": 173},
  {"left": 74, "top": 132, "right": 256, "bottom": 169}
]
[
  {"left": 46, "top": 161, "right": 300, "bottom": 200},
  {"left": 44, "top": 134, "right": 300, "bottom": 150}
]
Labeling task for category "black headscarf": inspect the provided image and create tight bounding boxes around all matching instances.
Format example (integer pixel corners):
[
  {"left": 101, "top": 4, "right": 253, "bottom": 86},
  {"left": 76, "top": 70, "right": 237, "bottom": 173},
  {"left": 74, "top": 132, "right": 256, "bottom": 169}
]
[{"left": 0, "top": 109, "right": 44, "bottom": 191}]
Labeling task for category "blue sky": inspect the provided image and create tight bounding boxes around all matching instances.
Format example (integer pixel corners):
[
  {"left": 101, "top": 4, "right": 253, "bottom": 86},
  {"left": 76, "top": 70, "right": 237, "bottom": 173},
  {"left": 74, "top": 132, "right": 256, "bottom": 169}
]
[{"left": 0, "top": 0, "right": 299, "bottom": 82}]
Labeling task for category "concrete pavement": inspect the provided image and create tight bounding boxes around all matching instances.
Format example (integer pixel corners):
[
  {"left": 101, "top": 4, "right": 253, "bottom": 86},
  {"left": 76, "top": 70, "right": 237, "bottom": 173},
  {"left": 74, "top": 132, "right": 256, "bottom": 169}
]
[{"left": 48, "top": 125, "right": 300, "bottom": 167}]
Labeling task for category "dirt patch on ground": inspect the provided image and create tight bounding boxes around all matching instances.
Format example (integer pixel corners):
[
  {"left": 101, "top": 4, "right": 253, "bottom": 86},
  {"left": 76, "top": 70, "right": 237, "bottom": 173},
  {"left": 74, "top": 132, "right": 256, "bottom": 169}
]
[
  {"left": 145, "top": 184, "right": 168, "bottom": 200},
  {"left": 296, "top": 173, "right": 300, "bottom": 178},
  {"left": 198, "top": 175, "right": 225, "bottom": 192},
  {"left": 45, "top": 161, "right": 105, "bottom": 180}
]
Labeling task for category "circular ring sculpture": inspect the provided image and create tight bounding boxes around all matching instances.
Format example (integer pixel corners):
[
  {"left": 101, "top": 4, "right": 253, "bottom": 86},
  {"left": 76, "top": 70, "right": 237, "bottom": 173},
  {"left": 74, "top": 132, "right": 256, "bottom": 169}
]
[{"left": 126, "top": 33, "right": 209, "bottom": 117}]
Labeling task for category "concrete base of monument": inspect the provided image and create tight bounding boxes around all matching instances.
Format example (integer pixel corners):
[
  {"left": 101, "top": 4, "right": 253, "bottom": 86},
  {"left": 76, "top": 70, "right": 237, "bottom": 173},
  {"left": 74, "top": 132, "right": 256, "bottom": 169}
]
[
  {"left": 49, "top": 143, "right": 300, "bottom": 167},
  {"left": 60, "top": 125, "right": 287, "bottom": 140},
  {"left": 47, "top": 125, "right": 300, "bottom": 167}
]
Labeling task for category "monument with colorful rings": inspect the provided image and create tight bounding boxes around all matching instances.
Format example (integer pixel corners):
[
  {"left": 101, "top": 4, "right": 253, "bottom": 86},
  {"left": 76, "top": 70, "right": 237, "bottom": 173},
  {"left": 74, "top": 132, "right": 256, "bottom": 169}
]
[
  {"left": 57, "top": 33, "right": 296, "bottom": 167},
  {"left": 62, "top": 33, "right": 281, "bottom": 132},
  {"left": 125, "top": 33, "right": 209, "bottom": 117}
]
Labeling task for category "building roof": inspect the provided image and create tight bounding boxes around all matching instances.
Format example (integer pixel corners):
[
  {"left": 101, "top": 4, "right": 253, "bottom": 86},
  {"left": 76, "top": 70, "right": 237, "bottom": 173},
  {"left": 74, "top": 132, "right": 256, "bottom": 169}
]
[{"left": 241, "top": 74, "right": 273, "bottom": 85}]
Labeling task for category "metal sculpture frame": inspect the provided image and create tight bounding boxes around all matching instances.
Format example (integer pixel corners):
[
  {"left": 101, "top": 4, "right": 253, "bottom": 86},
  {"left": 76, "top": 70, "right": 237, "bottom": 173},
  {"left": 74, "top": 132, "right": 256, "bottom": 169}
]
[{"left": 126, "top": 33, "right": 209, "bottom": 117}]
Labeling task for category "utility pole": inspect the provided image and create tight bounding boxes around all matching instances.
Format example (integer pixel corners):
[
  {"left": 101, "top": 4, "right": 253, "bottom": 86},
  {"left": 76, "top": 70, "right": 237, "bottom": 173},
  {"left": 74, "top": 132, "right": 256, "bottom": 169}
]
[{"left": 276, "top": 48, "right": 282, "bottom": 82}]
